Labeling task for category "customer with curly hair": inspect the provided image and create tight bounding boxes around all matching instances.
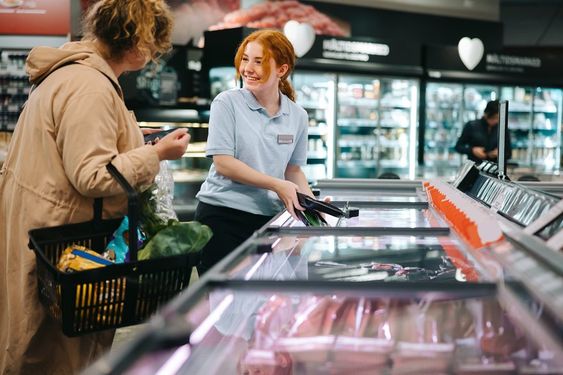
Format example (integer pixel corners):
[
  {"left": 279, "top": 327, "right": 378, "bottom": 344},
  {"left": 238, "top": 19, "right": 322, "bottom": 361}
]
[{"left": 0, "top": 1, "right": 189, "bottom": 373}]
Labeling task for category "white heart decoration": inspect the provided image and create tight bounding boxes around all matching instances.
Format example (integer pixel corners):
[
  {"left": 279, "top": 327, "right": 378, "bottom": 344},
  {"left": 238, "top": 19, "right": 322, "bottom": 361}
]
[
  {"left": 458, "top": 37, "right": 484, "bottom": 71},
  {"left": 283, "top": 20, "right": 315, "bottom": 58}
]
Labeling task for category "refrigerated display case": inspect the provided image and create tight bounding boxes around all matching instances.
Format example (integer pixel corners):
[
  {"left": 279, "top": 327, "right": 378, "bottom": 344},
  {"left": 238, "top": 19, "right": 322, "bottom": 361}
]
[
  {"left": 83, "top": 161, "right": 563, "bottom": 375},
  {"left": 84, "top": 283, "right": 562, "bottom": 375},
  {"left": 423, "top": 45, "right": 563, "bottom": 179},
  {"left": 424, "top": 82, "right": 563, "bottom": 178},
  {"left": 293, "top": 71, "right": 336, "bottom": 181},
  {"left": 499, "top": 86, "right": 534, "bottom": 167},
  {"left": 531, "top": 87, "right": 562, "bottom": 172},
  {"left": 337, "top": 75, "right": 418, "bottom": 179}
]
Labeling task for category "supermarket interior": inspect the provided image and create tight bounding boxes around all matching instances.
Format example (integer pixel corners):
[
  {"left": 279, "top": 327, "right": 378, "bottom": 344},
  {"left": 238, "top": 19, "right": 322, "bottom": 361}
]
[{"left": 1, "top": 0, "right": 563, "bottom": 374}]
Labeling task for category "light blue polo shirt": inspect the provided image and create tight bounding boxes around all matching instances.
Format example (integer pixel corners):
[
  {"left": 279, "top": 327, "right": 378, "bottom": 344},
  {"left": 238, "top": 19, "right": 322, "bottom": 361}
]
[{"left": 196, "top": 88, "right": 308, "bottom": 216}]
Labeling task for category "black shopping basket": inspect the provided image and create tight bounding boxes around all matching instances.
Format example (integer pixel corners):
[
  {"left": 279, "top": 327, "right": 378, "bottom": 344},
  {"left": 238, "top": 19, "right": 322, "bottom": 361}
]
[{"left": 28, "top": 163, "right": 199, "bottom": 337}]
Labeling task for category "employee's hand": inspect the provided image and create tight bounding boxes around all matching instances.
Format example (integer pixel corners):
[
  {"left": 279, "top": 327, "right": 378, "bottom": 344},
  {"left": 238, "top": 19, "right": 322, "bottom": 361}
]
[
  {"left": 472, "top": 146, "right": 487, "bottom": 160},
  {"left": 487, "top": 148, "right": 498, "bottom": 159},
  {"left": 273, "top": 179, "right": 304, "bottom": 220},
  {"left": 154, "top": 128, "right": 190, "bottom": 161}
]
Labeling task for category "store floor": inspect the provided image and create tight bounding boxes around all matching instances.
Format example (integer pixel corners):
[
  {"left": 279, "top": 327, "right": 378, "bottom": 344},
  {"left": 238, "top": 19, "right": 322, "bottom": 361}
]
[{"left": 110, "top": 267, "right": 199, "bottom": 352}]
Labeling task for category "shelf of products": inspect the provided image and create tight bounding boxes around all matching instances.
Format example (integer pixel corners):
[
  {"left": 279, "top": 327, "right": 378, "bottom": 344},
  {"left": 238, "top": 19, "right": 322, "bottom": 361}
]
[
  {"left": 336, "top": 75, "right": 418, "bottom": 179},
  {"left": 424, "top": 83, "right": 562, "bottom": 177},
  {"left": 0, "top": 49, "right": 30, "bottom": 132},
  {"left": 293, "top": 72, "right": 335, "bottom": 182}
]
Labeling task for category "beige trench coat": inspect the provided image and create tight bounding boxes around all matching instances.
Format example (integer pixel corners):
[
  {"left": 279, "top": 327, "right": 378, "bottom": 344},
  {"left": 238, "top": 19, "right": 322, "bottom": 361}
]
[{"left": 0, "top": 42, "right": 160, "bottom": 374}]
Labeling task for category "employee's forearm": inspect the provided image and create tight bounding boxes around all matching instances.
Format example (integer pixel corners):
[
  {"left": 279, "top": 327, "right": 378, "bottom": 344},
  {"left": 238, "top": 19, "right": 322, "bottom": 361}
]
[
  {"left": 285, "top": 168, "right": 312, "bottom": 196},
  {"left": 213, "top": 155, "right": 281, "bottom": 191}
]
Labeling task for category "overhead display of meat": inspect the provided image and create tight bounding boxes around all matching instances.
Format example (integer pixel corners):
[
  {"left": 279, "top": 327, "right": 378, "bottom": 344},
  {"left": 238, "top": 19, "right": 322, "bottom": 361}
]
[
  {"left": 169, "top": 0, "right": 241, "bottom": 45},
  {"left": 209, "top": 0, "right": 348, "bottom": 37}
]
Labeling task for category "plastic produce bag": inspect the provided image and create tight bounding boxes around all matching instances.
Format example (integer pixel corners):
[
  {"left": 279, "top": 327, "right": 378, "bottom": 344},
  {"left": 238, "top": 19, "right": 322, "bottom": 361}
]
[
  {"left": 152, "top": 160, "right": 178, "bottom": 223},
  {"left": 140, "top": 161, "right": 178, "bottom": 237}
]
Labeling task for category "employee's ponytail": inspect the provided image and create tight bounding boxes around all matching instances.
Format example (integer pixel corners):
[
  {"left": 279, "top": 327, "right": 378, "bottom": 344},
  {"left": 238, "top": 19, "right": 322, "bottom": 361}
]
[{"left": 279, "top": 77, "right": 295, "bottom": 102}]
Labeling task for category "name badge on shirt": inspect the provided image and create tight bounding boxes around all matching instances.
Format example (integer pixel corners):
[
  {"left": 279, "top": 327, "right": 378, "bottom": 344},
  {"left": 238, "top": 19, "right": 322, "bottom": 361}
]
[{"left": 277, "top": 134, "right": 294, "bottom": 144}]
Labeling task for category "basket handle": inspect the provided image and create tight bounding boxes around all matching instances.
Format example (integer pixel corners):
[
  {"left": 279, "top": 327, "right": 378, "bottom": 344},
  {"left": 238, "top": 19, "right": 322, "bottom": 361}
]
[{"left": 92, "top": 163, "right": 139, "bottom": 261}]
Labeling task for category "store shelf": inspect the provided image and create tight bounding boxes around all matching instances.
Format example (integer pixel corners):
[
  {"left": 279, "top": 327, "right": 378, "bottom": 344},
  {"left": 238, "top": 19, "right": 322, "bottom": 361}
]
[
  {"left": 338, "top": 97, "right": 379, "bottom": 106},
  {"left": 307, "top": 127, "right": 328, "bottom": 136},
  {"left": 338, "top": 118, "right": 378, "bottom": 127},
  {"left": 298, "top": 101, "right": 327, "bottom": 110},
  {"left": 307, "top": 152, "right": 328, "bottom": 159},
  {"left": 337, "top": 159, "right": 377, "bottom": 168}
]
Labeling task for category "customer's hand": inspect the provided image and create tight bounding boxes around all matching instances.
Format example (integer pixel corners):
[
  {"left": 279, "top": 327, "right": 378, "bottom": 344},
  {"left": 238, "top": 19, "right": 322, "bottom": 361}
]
[
  {"left": 154, "top": 128, "right": 190, "bottom": 160},
  {"left": 273, "top": 179, "right": 304, "bottom": 220},
  {"left": 472, "top": 146, "right": 487, "bottom": 160}
]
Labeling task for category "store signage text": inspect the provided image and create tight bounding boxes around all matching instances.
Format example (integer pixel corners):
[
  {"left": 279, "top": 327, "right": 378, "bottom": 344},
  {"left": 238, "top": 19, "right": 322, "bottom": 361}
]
[
  {"left": 486, "top": 53, "right": 542, "bottom": 73},
  {"left": 322, "top": 38, "right": 390, "bottom": 62}
]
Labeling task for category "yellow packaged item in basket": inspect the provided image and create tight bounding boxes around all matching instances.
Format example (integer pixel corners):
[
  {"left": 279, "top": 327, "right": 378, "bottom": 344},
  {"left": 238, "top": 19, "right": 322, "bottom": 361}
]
[{"left": 57, "top": 245, "right": 114, "bottom": 273}]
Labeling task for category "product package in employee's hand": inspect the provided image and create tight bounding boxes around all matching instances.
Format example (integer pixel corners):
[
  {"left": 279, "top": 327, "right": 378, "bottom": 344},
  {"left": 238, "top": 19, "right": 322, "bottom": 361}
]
[{"left": 294, "top": 192, "right": 345, "bottom": 227}]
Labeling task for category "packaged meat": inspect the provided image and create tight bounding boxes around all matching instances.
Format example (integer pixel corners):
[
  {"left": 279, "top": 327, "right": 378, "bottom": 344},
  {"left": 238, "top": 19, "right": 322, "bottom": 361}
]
[
  {"left": 275, "top": 335, "right": 335, "bottom": 363},
  {"left": 331, "top": 299, "right": 358, "bottom": 336},
  {"left": 391, "top": 342, "right": 454, "bottom": 375},
  {"left": 319, "top": 296, "right": 347, "bottom": 335},
  {"left": 238, "top": 349, "right": 293, "bottom": 375},
  {"left": 332, "top": 336, "right": 393, "bottom": 368},
  {"left": 287, "top": 296, "right": 331, "bottom": 337},
  {"left": 279, "top": 295, "right": 335, "bottom": 363},
  {"left": 254, "top": 295, "right": 293, "bottom": 349}
]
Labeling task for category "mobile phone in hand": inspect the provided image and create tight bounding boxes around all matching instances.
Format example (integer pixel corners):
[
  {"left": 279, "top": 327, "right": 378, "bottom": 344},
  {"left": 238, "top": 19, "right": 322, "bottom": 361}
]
[{"left": 143, "top": 129, "right": 177, "bottom": 144}]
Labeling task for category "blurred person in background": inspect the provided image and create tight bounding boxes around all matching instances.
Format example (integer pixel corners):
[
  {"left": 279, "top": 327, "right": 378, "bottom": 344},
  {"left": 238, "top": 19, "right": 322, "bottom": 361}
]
[
  {"left": 0, "top": 1, "right": 189, "bottom": 373},
  {"left": 195, "top": 29, "right": 313, "bottom": 275},
  {"left": 455, "top": 100, "right": 512, "bottom": 164}
]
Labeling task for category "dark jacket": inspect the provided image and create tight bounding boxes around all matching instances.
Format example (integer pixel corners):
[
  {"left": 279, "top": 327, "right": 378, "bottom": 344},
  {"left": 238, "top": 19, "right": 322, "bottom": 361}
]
[{"left": 455, "top": 117, "right": 512, "bottom": 163}]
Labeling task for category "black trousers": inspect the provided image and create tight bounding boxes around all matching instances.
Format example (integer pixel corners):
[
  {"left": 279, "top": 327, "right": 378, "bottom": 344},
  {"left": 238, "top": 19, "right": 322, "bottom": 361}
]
[{"left": 194, "top": 201, "right": 273, "bottom": 275}]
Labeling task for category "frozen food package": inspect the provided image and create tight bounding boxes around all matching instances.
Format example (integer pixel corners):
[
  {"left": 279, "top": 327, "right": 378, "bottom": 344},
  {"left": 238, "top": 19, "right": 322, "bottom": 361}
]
[
  {"left": 277, "top": 295, "right": 335, "bottom": 363},
  {"left": 57, "top": 244, "right": 113, "bottom": 272},
  {"left": 319, "top": 296, "right": 347, "bottom": 335},
  {"left": 254, "top": 294, "right": 293, "bottom": 349}
]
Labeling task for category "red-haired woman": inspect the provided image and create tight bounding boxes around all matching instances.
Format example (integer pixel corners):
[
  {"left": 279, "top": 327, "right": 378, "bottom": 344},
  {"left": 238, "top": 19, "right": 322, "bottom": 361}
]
[{"left": 195, "top": 29, "right": 313, "bottom": 273}]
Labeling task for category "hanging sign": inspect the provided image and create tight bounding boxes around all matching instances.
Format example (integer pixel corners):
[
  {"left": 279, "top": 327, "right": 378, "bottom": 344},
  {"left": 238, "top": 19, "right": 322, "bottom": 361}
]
[
  {"left": 458, "top": 37, "right": 484, "bottom": 71},
  {"left": 284, "top": 20, "right": 315, "bottom": 58},
  {"left": 321, "top": 38, "right": 389, "bottom": 62}
]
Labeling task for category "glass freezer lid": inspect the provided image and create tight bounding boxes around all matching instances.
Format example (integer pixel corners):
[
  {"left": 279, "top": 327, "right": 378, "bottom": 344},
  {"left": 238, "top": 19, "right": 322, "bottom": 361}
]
[
  {"left": 270, "top": 206, "right": 448, "bottom": 229},
  {"left": 224, "top": 234, "right": 481, "bottom": 283},
  {"left": 120, "top": 285, "right": 562, "bottom": 375},
  {"left": 322, "top": 194, "right": 425, "bottom": 204}
]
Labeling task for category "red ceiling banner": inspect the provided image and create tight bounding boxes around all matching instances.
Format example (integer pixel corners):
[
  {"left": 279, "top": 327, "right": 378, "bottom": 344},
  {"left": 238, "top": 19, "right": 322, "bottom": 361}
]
[{"left": 0, "top": 0, "right": 70, "bottom": 36}]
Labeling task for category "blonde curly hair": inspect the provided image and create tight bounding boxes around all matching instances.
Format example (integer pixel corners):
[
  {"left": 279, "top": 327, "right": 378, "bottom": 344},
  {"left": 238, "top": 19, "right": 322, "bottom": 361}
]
[{"left": 82, "top": 0, "right": 172, "bottom": 62}]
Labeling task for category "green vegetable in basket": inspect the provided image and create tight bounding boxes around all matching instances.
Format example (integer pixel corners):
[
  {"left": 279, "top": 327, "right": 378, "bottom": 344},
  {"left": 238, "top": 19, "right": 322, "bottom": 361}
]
[
  {"left": 138, "top": 221, "right": 212, "bottom": 260},
  {"left": 139, "top": 183, "right": 169, "bottom": 238}
]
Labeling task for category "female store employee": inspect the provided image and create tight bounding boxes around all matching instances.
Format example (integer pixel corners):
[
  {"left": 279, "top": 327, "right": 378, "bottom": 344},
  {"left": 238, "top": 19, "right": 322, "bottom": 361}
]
[
  {"left": 195, "top": 29, "right": 313, "bottom": 274},
  {"left": 0, "top": 0, "right": 189, "bottom": 374}
]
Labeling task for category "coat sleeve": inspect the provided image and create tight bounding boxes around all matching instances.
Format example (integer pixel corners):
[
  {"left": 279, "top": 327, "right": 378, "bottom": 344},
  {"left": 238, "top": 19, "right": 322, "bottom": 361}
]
[
  {"left": 55, "top": 91, "right": 160, "bottom": 198},
  {"left": 454, "top": 123, "right": 472, "bottom": 157}
]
